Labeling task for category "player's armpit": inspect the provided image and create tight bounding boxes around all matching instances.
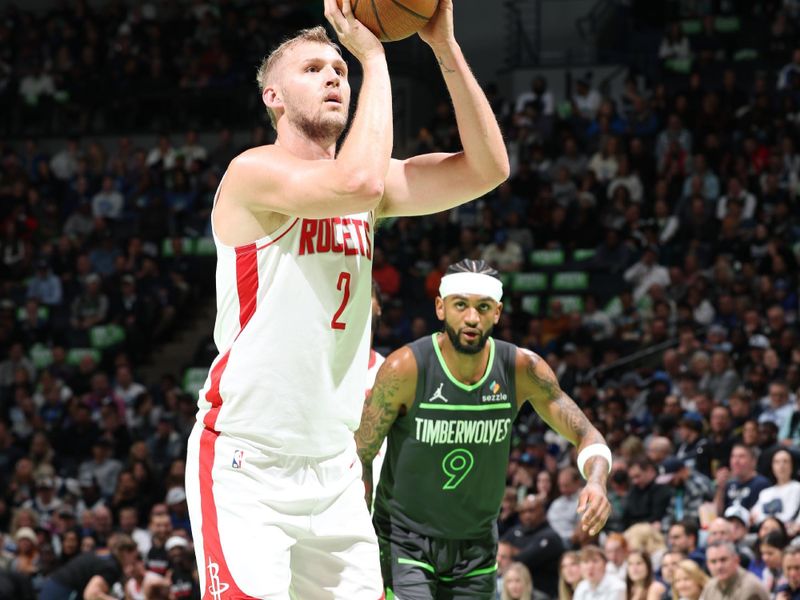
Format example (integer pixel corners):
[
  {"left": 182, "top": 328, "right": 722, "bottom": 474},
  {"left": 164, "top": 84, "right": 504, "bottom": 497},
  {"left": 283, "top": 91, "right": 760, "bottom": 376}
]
[
  {"left": 224, "top": 146, "right": 384, "bottom": 219},
  {"left": 515, "top": 349, "right": 603, "bottom": 448},
  {"left": 377, "top": 153, "right": 507, "bottom": 218}
]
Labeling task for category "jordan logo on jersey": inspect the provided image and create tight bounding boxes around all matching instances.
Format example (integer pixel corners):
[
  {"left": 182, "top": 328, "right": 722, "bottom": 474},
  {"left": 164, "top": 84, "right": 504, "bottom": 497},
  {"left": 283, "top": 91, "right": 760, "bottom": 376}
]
[
  {"left": 298, "top": 217, "right": 372, "bottom": 259},
  {"left": 428, "top": 383, "right": 449, "bottom": 403}
]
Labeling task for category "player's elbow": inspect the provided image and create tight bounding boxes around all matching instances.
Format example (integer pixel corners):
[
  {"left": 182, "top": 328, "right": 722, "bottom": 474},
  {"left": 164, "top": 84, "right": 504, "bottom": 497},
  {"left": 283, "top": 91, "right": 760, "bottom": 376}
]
[
  {"left": 486, "top": 154, "right": 511, "bottom": 186},
  {"left": 340, "top": 171, "right": 385, "bottom": 208}
]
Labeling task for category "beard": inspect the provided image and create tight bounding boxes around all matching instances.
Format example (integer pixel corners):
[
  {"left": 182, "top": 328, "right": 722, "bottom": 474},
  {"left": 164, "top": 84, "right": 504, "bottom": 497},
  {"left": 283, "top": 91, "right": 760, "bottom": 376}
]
[
  {"left": 444, "top": 321, "right": 493, "bottom": 355},
  {"left": 288, "top": 102, "right": 348, "bottom": 143}
]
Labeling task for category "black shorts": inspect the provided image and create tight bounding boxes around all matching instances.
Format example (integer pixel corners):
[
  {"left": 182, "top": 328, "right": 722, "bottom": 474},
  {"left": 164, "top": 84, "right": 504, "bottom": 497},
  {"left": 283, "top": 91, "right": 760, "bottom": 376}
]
[{"left": 375, "top": 518, "right": 497, "bottom": 600}]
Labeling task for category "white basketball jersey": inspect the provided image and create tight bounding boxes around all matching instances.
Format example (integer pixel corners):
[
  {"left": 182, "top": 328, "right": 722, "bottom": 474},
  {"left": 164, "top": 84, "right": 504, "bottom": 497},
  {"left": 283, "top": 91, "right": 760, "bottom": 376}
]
[{"left": 197, "top": 196, "right": 375, "bottom": 458}]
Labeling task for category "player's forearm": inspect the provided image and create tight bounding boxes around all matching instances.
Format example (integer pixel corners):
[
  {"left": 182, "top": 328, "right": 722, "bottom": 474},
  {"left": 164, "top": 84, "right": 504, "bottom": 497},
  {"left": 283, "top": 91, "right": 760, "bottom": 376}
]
[
  {"left": 431, "top": 41, "right": 509, "bottom": 188},
  {"left": 361, "top": 460, "right": 374, "bottom": 508},
  {"left": 336, "top": 54, "right": 393, "bottom": 204}
]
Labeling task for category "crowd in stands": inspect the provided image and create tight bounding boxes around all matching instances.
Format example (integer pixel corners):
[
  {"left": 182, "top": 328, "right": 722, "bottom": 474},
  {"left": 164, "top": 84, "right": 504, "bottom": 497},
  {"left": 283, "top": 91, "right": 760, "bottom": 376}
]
[{"left": 1, "top": 0, "right": 800, "bottom": 598}]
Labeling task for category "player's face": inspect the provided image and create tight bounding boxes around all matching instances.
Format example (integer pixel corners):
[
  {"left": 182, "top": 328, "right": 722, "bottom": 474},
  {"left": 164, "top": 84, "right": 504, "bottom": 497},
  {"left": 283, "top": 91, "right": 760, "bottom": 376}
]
[
  {"left": 437, "top": 294, "right": 502, "bottom": 355},
  {"left": 275, "top": 42, "right": 350, "bottom": 142}
]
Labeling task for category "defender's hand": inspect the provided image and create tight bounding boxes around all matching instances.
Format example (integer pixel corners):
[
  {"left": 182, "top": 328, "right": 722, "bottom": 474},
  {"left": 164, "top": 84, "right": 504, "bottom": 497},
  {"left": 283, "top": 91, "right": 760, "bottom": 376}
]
[
  {"left": 577, "top": 482, "right": 611, "bottom": 537},
  {"left": 418, "top": 0, "right": 454, "bottom": 49},
  {"left": 324, "top": 0, "right": 385, "bottom": 62}
]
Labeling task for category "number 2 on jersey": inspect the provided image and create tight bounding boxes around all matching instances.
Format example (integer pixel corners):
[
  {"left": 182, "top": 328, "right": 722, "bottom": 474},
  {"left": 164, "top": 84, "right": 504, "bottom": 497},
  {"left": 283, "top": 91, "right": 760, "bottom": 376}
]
[
  {"left": 331, "top": 271, "right": 351, "bottom": 330},
  {"left": 441, "top": 448, "right": 475, "bottom": 490}
]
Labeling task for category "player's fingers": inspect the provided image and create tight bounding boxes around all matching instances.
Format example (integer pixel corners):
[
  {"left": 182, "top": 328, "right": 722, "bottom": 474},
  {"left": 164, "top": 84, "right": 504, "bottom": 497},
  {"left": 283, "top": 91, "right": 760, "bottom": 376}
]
[
  {"left": 340, "top": 0, "right": 353, "bottom": 19},
  {"left": 576, "top": 490, "right": 588, "bottom": 514},
  {"left": 588, "top": 499, "right": 611, "bottom": 536},
  {"left": 323, "top": 0, "right": 346, "bottom": 30}
]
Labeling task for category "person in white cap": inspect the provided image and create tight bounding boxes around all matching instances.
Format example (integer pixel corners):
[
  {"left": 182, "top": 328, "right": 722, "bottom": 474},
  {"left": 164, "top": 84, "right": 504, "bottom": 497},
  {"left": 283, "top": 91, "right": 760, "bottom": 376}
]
[{"left": 355, "top": 258, "right": 612, "bottom": 599}]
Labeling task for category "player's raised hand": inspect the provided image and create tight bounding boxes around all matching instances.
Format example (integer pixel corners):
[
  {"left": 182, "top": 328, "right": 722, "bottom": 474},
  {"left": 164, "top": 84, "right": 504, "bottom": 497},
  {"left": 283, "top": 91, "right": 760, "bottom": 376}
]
[
  {"left": 324, "top": 0, "right": 384, "bottom": 61},
  {"left": 418, "top": 0, "right": 454, "bottom": 48},
  {"left": 577, "top": 482, "right": 612, "bottom": 537}
]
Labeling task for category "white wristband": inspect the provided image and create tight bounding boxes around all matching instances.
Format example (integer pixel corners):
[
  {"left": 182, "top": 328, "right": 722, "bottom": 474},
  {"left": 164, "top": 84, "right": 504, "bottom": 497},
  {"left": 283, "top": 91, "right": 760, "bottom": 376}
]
[{"left": 577, "top": 444, "right": 612, "bottom": 480}]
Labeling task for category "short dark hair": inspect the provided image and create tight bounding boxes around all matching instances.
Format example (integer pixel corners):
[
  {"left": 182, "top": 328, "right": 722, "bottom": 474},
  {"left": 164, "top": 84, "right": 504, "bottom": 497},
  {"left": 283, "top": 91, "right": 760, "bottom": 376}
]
[
  {"left": 671, "top": 518, "right": 699, "bottom": 540},
  {"left": 629, "top": 457, "right": 655, "bottom": 472},
  {"left": 445, "top": 259, "right": 500, "bottom": 279}
]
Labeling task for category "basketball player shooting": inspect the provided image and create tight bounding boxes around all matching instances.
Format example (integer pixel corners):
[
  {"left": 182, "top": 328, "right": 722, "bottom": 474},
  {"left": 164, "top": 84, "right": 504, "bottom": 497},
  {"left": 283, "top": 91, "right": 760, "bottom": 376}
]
[
  {"left": 184, "top": 0, "right": 509, "bottom": 598},
  {"left": 356, "top": 260, "right": 612, "bottom": 599}
]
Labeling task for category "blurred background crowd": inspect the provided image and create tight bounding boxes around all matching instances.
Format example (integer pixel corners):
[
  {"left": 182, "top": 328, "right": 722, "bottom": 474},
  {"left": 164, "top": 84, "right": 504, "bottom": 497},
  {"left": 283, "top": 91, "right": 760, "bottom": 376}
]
[{"left": 1, "top": 0, "right": 800, "bottom": 599}]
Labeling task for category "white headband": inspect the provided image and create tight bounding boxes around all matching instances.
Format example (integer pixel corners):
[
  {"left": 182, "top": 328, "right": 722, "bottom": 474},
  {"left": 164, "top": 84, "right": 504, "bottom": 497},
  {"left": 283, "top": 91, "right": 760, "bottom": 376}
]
[{"left": 439, "top": 272, "right": 503, "bottom": 302}]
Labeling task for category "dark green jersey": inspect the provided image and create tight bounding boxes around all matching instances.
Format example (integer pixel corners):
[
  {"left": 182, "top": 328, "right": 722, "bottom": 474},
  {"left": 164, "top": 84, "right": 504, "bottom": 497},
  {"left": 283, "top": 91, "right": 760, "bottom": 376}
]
[{"left": 373, "top": 333, "right": 518, "bottom": 540}]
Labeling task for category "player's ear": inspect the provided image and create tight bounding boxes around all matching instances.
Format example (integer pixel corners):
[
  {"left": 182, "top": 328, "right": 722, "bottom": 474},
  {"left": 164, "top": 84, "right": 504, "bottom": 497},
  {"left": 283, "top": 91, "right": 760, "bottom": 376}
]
[
  {"left": 263, "top": 85, "right": 283, "bottom": 112},
  {"left": 435, "top": 297, "right": 445, "bottom": 321}
]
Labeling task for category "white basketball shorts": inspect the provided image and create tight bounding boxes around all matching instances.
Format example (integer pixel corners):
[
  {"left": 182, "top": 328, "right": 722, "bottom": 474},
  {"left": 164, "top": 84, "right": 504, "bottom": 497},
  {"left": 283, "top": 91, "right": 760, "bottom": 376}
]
[{"left": 185, "top": 422, "right": 384, "bottom": 599}]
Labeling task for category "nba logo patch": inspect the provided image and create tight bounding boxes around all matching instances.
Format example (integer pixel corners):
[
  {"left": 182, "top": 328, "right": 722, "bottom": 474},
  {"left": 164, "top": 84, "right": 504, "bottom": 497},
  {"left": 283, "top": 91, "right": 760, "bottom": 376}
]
[{"left": 232, "top": 450, "right": 244, "bottom": 469}]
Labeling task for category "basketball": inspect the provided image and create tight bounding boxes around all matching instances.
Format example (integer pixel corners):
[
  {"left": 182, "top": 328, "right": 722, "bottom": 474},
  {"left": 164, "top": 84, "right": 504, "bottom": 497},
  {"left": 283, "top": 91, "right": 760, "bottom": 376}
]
[{"left": 336, "top": 0, "right": 439, "bottom": 42}]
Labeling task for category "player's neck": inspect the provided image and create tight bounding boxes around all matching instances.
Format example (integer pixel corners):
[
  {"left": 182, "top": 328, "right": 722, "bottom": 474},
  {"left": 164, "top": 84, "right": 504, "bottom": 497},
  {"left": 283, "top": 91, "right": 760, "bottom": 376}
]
[
  {"left": 437, "top": 333, "right": 491, "bottom": 386},
  {"left": 275, "top": 124, "right": 337, "bottom": 159}
]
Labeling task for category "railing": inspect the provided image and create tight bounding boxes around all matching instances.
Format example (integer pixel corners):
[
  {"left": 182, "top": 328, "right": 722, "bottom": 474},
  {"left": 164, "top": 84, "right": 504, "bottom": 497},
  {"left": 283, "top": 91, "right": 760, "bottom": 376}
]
[{"left": 504, "top": 0, "right": 622, "bottom": 69}]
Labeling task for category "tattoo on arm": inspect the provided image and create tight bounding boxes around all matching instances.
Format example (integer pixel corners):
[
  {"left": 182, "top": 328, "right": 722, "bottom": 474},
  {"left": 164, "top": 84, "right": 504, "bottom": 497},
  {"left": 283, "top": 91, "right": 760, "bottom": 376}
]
[
  {"left": 356, "top": 369, "right": 403, "bottom": 508},
  {"left": 526, "top": 358, "right": 595, "bottom": 443},
  {"left": 436, "top": 55, "right": 455, "bottom": 74},
  {"left": 356, "top": 369, "right": 402, "bottom": 466}
]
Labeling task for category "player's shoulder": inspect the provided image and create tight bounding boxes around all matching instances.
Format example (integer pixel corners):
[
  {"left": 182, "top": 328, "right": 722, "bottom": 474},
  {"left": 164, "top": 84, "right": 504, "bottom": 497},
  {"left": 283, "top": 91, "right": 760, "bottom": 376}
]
[
  {"left": 382, "top": 345, "right": 418, "bottom": 378},
  {"left": 229, "top": 143, "right": 283, "bottom": 168}
]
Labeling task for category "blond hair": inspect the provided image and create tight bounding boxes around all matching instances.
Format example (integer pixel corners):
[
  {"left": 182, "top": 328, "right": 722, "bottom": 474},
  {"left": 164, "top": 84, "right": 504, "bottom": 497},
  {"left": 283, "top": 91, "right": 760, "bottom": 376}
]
[
  {"left": 502, "top": 562, "right": 534, "bottom": 600},
  {"left": 255, "top": 26, "right": 340, "bottom": 130},
  {"left": 558, "top": 550, "right": 581, "bottom": 600},
  {"left": 671, "top": 559, "right": 709, "bottom": 600},
  {"left": 624, "top": 523, "right": 666, "bottom": 556}
]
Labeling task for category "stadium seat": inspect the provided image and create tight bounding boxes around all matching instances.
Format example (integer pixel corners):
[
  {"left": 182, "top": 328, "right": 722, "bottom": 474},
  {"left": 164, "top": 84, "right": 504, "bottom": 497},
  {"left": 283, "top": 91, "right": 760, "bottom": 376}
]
[
  {"left": 714, "top": 16, "right": 740, "bottom": 32},
  {"left": 29, "top": 343, "right": 53, "bottom": 370},
  {"left": 734, "top": 49, "right": 758, "bottom": 61},
  {"left": 161, "top": 237, "right": 194, "bottom": 257},
  {"left": 67, "top": 348, "right": 101, "bottom": 366},
  {"left": 89, "top": 324, "right": 126, "bottom": 350},
  {"left": 681, "top": 19, "right": 701, "bottom": 35},
  {"left": 549, "top": 295, "right": 584, "bottom": 314},
  {"left": 512, "top": 272, "right": 548, "bottom": 293},
  {"left": 194, "top": 237, "right": 216, "bottom": 256},
  {"left": 665, "top": 58, "right": 693, "bottom": 74},
  {"left": 521, "top": 295, "right": 540, "bottom": 315},
  {"left": 530, "top": 249, "right": 565, "bottom": 267},
  {"left": 573, "top": 248, "right": 595, "bottom": 262},
  {"left": 552, "top": 271, "right": 589, "bottom": 292},
  {"left": 183, "top": 367, "right": 209, "bottom": 396},
  {"left": 16, "top": 305, "right": 50, "bottom": 321}
]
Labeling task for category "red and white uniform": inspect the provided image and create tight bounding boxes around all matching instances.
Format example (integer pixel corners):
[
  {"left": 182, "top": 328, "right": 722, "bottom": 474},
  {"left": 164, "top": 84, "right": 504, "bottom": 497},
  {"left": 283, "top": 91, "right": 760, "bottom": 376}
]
[
  {"left": 198, "top": 211, "right": 375, "bottom": 456},
  {"left": 185, "top": 196, "right": 383, "bottom": 600}
]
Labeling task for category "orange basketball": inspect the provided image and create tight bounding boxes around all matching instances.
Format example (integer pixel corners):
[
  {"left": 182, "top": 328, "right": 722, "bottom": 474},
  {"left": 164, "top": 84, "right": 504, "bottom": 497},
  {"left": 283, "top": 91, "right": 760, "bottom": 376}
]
[{"left": 336, "top": 0, "right": 439, "bottom": 42}]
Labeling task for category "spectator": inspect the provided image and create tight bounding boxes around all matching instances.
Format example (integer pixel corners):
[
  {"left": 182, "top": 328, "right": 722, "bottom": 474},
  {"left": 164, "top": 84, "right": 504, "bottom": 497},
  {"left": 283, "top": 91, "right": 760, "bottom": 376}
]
[
  {"left": 702, "top": 541, "right": 769, "bottom": 600},
  {"left": 26, "top": 259, "right": 63, "bottom": 307},
  {"left": 624, "top": 247, "right": 670, "bottom": 303},
  {"left": 548, "top": 467, "right": 582, "bottom": 547},
  {"left": 657, "top": 457, "right": 713, "bottom": 530},
  {"left": 715, "top": 444, "right": 771, "bottom": 514},
  {"left": 750, "top": 449, "right": 800, "bottom": 526},
  {"left": 626, "top": 550, "right": 666, "bottom": 600},
  {"left": 574, "top": 545, "right": 626, "bottom": 600},
  {"left": 502, "top": 562, "right": 537, "bottom": 600},
  {"left": 666, "top": 520, "right": 705, "bottom": 569},
  {"left": 671, "top": 559, "right": 708, "bottom": 600},
  {"left": 560, "top": 551, "right": 583, "bottom": 600},
  {"left": 605, "top": 533, "right": 629, "bottom": 582},
  {"left": 775, "top": 546, "right": 800, "bottom": 600},
  {"left": 623, "top": 459, "right": 672, "bottom": 529},
  {"left": 38, "top": 533, "right": 138, "bottom": 600},
  {"left": 502, "top": 495, "right": 564, "bottom": 598}
]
